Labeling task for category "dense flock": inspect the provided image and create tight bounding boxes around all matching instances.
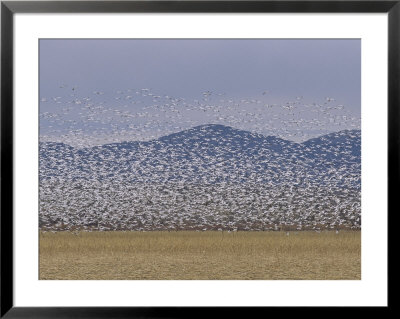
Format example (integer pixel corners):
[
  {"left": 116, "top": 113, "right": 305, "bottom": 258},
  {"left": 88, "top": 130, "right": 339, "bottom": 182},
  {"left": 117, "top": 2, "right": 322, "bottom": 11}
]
[
  {"left": 40, "top": 182, "right": 360, "bottom": 232},
  {"left": 39, "top": 87, "right": 361, "bottom": 232}
]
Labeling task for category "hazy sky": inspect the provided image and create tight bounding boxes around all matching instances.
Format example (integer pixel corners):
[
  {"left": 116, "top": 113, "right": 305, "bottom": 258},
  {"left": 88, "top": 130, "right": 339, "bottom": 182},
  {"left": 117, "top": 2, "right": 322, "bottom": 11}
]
[{"left": 39, "top": 39, "right": 361, "bottom": 146}]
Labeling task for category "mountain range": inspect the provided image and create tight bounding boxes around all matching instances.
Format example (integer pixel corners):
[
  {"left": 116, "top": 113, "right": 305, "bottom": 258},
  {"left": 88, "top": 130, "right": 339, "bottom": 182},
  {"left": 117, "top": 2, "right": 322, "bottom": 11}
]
[{"left": 39, "top": 124, "right": 361, "bottom": 188}]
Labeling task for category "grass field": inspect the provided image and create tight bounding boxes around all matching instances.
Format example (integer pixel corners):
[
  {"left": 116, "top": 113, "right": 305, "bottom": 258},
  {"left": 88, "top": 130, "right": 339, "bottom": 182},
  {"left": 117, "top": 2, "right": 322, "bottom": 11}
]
[{"left": 39, "top": 230, "right": 361, "bottom": 280}]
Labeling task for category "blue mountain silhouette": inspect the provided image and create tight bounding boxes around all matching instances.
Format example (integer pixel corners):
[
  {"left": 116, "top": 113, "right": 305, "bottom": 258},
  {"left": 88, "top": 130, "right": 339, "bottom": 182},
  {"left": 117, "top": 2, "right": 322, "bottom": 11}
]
[{"left": 39, "top": 124, "right": 360, "bottom": 188}]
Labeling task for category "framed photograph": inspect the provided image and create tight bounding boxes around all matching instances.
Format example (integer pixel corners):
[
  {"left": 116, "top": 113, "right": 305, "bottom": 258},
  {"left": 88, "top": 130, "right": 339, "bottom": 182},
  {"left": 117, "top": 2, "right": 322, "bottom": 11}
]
[{"left": 1, "top": 0, "right": 395, "bottom": 316}]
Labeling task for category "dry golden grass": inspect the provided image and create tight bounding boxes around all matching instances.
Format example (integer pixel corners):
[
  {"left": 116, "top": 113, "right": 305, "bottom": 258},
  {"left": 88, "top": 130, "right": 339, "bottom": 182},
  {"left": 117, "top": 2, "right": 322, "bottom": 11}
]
[{"left": 39, "top": 230, "right": 360, "bottom": 280}]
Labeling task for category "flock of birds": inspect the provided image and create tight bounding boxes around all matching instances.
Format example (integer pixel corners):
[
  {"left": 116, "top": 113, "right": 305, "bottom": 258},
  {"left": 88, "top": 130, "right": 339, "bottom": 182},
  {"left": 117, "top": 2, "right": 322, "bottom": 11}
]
[
  {"left": 39, "top": 182, "right": 360, "bottom": 232},
  {"left": 39, "top": 87, "right": 361, "bottom": 232},
  {"left": 40, "top": 86, "right": 360, "bottom": 147}
]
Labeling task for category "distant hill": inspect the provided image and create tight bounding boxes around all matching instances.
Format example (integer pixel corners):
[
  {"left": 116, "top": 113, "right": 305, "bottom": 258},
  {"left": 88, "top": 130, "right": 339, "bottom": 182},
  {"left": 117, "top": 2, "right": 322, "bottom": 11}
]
[{"left": 39, "top": 124, "right": 361, "bottom": 188}]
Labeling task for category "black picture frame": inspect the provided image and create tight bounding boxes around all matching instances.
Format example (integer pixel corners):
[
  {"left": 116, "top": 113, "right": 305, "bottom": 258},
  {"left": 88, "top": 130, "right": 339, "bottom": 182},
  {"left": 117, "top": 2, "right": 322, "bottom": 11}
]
[{"left": 1, "top": 1, "right": 395, "bottom": 317}]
